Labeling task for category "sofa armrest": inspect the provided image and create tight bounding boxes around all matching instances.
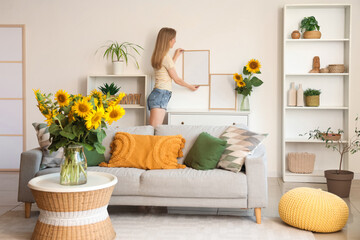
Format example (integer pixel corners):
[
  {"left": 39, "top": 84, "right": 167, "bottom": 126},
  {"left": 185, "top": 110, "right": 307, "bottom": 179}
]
[
  {"left": 17, "top": 148, "right": 42, "bottom": 203},
  {"left": 245, "top": 144, "right": 268, "bottom": 208}
]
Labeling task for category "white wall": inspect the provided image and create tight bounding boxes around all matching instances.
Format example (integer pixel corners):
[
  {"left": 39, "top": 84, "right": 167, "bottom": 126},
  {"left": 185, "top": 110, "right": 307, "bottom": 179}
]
[{"left": 1, "top": 0, "right": 359, "bottom": 177}]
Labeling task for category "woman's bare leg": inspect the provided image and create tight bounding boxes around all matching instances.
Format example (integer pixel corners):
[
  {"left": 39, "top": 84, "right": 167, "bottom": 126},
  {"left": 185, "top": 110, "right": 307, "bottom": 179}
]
[{"left": 149, "top": 108, "right": 166, "bottom": 127}]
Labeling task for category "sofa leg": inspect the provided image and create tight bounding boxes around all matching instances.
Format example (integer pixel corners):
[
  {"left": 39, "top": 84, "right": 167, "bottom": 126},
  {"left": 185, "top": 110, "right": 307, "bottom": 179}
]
[
  {"left": 25, "top": 202, "right": 32, "bottom": 218},
  {"left": 254, "top": 208, "right": 261, "bottom": 224}
]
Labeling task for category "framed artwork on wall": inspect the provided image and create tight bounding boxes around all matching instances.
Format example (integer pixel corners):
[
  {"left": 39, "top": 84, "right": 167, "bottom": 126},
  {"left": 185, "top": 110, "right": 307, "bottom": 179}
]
[
  {"left": 182, "top": 50, "right": 210, "bottom": 86},
  {"left": 209, "top": 74, "right": 236, "bottom": 110}
]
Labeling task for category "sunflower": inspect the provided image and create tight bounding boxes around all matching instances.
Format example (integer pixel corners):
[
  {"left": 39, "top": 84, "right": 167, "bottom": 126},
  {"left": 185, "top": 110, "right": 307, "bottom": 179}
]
[
  {"left": 55, "top": 89, "right": 70, "bottom": 107},
  {"left": 68, "top": 111, "right": 75, "bottom": 122},
  {"left": 105, "top": 105, "right": 125, "bottom": 125},
  {"left": 85, "top": 107, "right": 105, "bottom": 130},
  {"left": 108, "top": 93, "right": 126, "bottom": 106},
  {"left": 233, "top": 73, "right": 243, "bottom": 82},
  {"left": 72, "top": 99, "right": 93, "bottom": 118},
  {"left": 91, "top": 89, "right": 103, "bottom": 99},
  {"left": 44, "top": 109, "right": 58, "bottom": 126},
  {"left": 246, "top": 59, "right": 261, "bottom": 73},
  {"left": 237, "top": 81, "right": 246, "bottom": 87}
]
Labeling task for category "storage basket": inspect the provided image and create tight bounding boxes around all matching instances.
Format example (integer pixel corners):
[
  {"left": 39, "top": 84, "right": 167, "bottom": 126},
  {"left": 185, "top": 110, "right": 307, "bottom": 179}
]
[
  {"left": 328, "top": 64, "right": 345, "bottom": 73},
  {"left": 288, "top": 152, "right": 315, "bottom": 174},
  {"left": 321, "top": 133, "right": 341, "bottom": 141},
  {"left": 305, "top": 95, "right": 319, "bottom": 107}
]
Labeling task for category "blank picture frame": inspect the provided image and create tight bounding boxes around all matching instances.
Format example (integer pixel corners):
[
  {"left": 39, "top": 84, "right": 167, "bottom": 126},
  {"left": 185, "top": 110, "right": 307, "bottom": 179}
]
[
  {"left": 209, "top": 74, "right": 236, "bottom": 110},
  {"left": 182, "top": 50, "right": 210, "bottom": 86}
]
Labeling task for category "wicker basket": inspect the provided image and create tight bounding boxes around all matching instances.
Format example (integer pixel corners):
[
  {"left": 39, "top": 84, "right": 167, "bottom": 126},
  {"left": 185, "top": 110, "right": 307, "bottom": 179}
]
[
  {"left": 328, "top": 64, "right": 345, "bottom": 73},
  {"left": 288, "top": 152, "right": 315, "bottom": 173},
  {"left": 305, "top": 95, "right": 319, "bottom": 107},
  {"left": 321, "top": 133, "right": 341, "bottom": 141}
]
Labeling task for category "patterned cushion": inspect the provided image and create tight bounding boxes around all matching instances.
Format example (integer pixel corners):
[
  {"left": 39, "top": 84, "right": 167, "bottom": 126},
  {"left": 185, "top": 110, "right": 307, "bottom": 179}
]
[
  {"left": 217, "top": 126, "right": 267, "bottom": 173},
  {"left": 32, "top": 123, "right": 64, "bottom": 169}
]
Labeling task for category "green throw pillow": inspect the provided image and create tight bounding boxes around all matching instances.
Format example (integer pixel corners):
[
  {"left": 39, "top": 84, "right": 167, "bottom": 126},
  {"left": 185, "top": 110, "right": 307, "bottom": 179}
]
[
  {"left": 84, "top": 148, "right": 105, "bottom": 166},
  {"left": 184, "top": 132, "right": 227, "bottom": 170}
]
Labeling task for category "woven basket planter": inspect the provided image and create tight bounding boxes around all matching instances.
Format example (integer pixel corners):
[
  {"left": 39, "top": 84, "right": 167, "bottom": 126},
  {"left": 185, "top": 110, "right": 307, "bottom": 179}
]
[
  {"left": 328, "top": 64, "right": 345, "bottom": 73},
  {"left": 305, "top": 95, "right": 319, "bottom": 107},
  {"left": 288, "top": 152, "right": 315, "bottom": 174},
  {"left": 321, "top": 133, "right": 341, "bottom": 141},
  {"left": 303, "top": 30, "right": 321, "bottom": 39}
]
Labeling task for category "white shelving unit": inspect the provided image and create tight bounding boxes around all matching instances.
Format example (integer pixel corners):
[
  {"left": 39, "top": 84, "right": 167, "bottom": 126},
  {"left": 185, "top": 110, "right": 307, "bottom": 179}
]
[
  {"left": 87, "top": 74, "right": 148, "bottom": 127},
  {"left": 282, "top": 4, "right": 351, "bottom": 183}
]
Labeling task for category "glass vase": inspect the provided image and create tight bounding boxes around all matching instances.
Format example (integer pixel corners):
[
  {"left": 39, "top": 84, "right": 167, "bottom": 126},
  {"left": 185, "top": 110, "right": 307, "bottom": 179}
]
[
  {"left": 238, "top": 95, "right": 250, "bottom": 111},
  {"left": 60, "top": 144, "right": 87, "bottom": 185}
]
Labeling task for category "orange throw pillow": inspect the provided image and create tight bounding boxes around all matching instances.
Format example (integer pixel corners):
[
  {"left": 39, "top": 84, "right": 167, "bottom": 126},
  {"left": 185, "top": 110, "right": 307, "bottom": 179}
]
[{"left": 99, "top": 132, "right": 186, "bottom": 170}]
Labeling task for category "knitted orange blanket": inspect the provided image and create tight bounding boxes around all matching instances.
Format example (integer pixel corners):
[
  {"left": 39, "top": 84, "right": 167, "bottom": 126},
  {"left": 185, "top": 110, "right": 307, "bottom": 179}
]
[{"left": 99, "top": 132, "right": 186, "bottom": 170}]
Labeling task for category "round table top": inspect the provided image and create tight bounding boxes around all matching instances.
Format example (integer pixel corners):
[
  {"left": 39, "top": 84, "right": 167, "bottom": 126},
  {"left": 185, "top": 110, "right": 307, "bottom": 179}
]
[{"left": 28, "top": 171, "right": 118, "bottom": 193}]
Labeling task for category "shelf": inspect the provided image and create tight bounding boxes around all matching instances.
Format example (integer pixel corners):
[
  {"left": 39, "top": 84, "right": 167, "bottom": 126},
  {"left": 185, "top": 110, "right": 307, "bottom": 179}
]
[
  {"left": 285, "top": 39, "right": 349, "bottom": 42},
  {"left": 121, "top": 104, "right": 145, "bottom": 109},
  {"left": 285, "top": 73, "right": 348, "bottom": 76},
  {"left": 88, "top": 74, "right": 147, "bottom": 77},
  {"left": 285, "top": 138, "right": 347, "bottom": 143},
  {"left": 285, "top": 106, "right": 348, "bottom": 110},
  {"left": 284, "top": 170, "right": 326, "bottom": 183}
]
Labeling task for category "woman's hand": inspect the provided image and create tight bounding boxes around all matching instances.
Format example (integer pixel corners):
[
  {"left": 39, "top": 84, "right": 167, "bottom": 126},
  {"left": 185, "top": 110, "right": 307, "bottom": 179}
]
[
  {"left": 190, "top": 85, "right": 199, "bottom": 91},
  {"left": 173, "top": 48, "right": 184, "bottom": 62}
]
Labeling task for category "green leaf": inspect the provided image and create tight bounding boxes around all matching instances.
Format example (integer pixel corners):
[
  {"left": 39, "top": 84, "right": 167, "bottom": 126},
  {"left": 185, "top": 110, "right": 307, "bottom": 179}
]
[
  {"left": 88, "top": 133, "right": 98, "bottom": 143},
  {"left": 242, "top": 66, "right": 250, "bottom": 75},
  {"left": 97, "top": 129, "right": 106, "bottom": 143},
  {"left": 60, "top": 130, "right": 75, "bottom": 140},
  {"left": 94, "top": 142, "right": 106, "bottom": 154},
  {"left": 72, "top": 125, "right": 82, "bottom": 138},
  {"left": 251, "top": 76, "right": 263, "bottom": 87},
  {"left": 49, "top": 124, "right": 61, "bottom": 135},
  {"left": 79, "top": 142, "right": 94, "bottom": 151},
  {"left": 55, "top": 138, "right": 68, "bottom": 148}
]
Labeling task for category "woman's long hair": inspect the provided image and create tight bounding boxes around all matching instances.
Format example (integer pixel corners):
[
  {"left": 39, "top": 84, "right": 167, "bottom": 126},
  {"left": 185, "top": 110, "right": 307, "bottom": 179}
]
[{"left": 151, "top": 27, "right": 176, "bottom": 70}]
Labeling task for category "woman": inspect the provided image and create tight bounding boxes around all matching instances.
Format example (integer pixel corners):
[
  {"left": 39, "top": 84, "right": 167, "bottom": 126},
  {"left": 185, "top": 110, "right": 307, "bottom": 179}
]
[{"left": 148, "top": 27, "right": 199, "bottom": 127}]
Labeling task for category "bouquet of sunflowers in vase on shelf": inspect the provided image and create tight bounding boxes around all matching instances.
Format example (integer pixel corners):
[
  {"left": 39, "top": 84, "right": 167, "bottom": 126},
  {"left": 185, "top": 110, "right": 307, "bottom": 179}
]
[
  {"left": 233, "top": 59, "right": 263, "bottom": 111},
  {"left": 34, "top": 89, "right": 126, "bottom": 185}
]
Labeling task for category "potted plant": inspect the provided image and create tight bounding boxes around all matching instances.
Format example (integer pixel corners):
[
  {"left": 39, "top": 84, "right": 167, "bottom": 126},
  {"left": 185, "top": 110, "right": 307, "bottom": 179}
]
[
  {"left": 304, "top": 88, "right": 321, "bottom": 107},
  {"left": 98, "top": 82, "right": 121, "bottom": 97},
  {"left": 300, "top": 16, "right": 321, "bottom": 39},
  {"left": 302, "top": 117, "right": 360, "bottom": 197},
  {"left": 98, "top": 41, "right": 143, "bottom": 74}
]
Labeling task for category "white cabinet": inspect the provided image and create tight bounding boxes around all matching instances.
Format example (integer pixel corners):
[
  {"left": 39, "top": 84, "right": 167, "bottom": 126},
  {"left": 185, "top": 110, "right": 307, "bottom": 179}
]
[
  {"left": 87, "top": 74, "right": 148, "bottom": 127},
  {"left": 168, "top": 110, "right": 249, "bottom": 126},
  {"left": 282, "top": 4, "right": 351, "bottom": 182}
]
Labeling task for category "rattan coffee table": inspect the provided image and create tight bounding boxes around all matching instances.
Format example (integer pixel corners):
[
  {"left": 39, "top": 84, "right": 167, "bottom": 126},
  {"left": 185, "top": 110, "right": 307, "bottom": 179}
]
[{"left": 28, "top": 171, "right": 118, "bottom": 240}]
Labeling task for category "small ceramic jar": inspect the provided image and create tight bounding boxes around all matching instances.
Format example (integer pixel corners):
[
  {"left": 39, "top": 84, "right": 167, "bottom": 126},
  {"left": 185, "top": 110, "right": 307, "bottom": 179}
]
[{"left": 291, "top": 30, "right": 300, "bottom": 39}]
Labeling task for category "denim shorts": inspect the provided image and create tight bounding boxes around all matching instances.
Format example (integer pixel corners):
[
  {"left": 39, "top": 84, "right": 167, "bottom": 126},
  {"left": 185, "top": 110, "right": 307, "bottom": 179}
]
[{"left": 147, "top": 88, "right": 172, "bottom": 111}]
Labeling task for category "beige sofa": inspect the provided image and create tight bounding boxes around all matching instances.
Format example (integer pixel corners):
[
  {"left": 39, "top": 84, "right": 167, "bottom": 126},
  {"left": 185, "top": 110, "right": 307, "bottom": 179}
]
[{"left": 18, "top": 124, "right": 268, "bottom": 223}]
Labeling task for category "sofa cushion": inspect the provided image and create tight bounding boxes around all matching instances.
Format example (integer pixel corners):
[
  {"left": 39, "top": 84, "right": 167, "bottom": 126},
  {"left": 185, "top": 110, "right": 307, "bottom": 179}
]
[
  {"left": 184, "top": 132, "right": 227, "bottom": 170},
  {"left": 84, "top": 148, "right": 105, "bottom": 166},
  {"left": 36, "top": 167, "right": 146, "bottom": 196},
  {"left": 139, "top": 168, "right": 247, "bottom": 199},
  {"left": 217, "top": 126, "right": 267, "bottom": 173},
  {"left": 155, "top": 125, "right": 232, "bottom": 164},
  {"left": 100, "top": 133, "right": 186, "bottom": 170},
  {"left": 103, "top": 125, "right": 154, "bottom": 161},
  {"left": 32, "top": 122, "right": 64, "bottom": 169}
]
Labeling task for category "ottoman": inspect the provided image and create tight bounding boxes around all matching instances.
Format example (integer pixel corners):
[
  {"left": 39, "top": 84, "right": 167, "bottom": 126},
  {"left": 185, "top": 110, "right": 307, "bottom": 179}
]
[{"left": 278, "top": 187, "right": 349, "bottom": 233}]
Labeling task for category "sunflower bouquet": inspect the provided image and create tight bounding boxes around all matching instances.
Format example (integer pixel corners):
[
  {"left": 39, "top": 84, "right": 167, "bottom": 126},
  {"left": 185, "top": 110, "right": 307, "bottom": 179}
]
[
  {"left": 233, "top": 59, "right": 263, "bottom": 110},
  {"left": 34, "top": 89, "right": 125, "bottom": 185}
]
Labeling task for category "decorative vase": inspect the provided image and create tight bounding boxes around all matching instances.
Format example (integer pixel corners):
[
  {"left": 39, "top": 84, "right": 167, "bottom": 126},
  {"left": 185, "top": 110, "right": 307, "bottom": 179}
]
[
  {"left": 296, "top": 84, "right": 304, "bottom": 107},
  {"left": 303, "top": 31, "right": 322, "bottom": 39},
  {"left": 291, "top": 30, "right": 300, "bottom": 39},
  {"left": 305, "top": 95, "right": 320, "bottom": 107},
  {"left": 113, "top": 61, "right": 124, "bottom": 75},
  {"left": 60, "top": 145, "right": 87, "bottom": 185},
  {"left": 288, "top": 82, "right": 296, "bottom": 106},
  {"left": 238, "top": 95, "right": 250, "bottom": 111},
  {"left": 324, "top": 170, "right": 354, "bottom": 198}
]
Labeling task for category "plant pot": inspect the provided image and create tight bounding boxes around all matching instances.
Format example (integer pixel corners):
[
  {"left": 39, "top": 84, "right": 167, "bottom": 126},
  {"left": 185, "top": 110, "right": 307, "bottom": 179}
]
[
  {"left": 113, "top": 61, "right": 124, "bottom": 75},
  {"left": 321, "top": 133, "right": 341, "bottom": 141},
  {"left": 324, "top": 170, "right": 354, "bottom": 198},
  {"left": 305, "top": 95, "right": 319, "bottom": 107},
  {"left": 303, "top": 31, "right": 322, "bottom": 39}
]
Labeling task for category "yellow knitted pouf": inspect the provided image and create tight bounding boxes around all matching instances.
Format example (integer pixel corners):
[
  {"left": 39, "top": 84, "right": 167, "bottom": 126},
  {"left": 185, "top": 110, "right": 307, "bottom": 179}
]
[{"left": 279, "top": 187, "right": 349, "bottom": 233}]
